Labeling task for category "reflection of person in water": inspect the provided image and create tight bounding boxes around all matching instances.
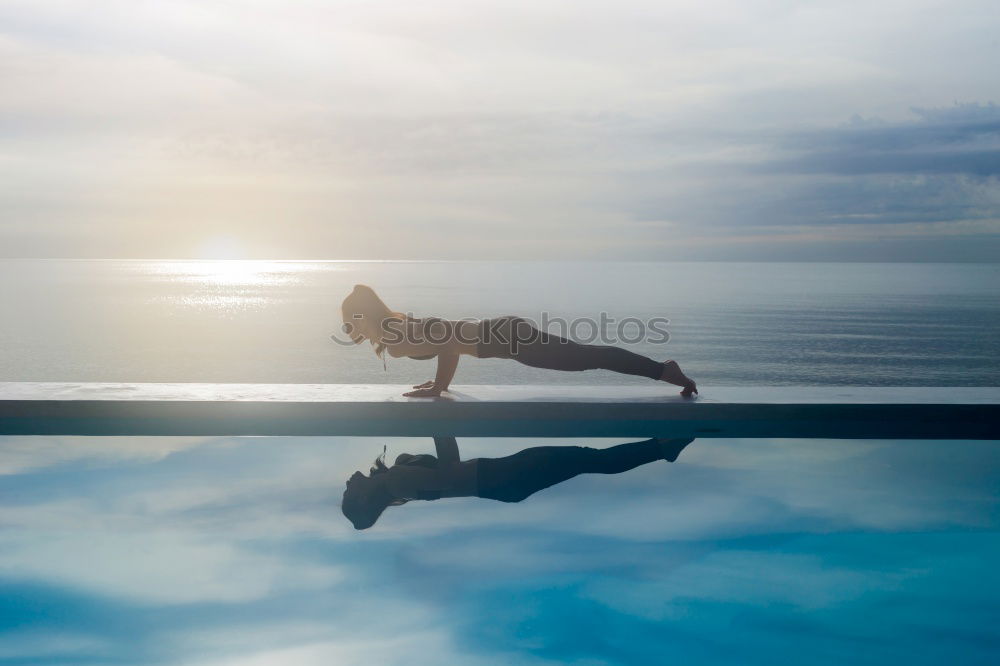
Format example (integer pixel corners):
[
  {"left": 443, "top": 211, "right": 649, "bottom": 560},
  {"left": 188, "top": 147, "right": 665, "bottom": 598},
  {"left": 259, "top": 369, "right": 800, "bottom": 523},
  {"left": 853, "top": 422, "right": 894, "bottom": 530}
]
[{"left": 341, "top": 436, "right": 694, "bottom": 530}]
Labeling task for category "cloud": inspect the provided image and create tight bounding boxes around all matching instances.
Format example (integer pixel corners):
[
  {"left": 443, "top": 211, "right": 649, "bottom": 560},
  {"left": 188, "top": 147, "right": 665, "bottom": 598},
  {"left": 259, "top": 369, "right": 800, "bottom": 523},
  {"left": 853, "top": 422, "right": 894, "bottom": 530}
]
[
  {"left": 757, "top": 105, "right": 1000, "bottom": 220},
  {"left": 1, "top": 1, "right": 998, "bottom": 259},
  {"left": 1, "top": 435, "right": 999, "bottom": 663},
  {"left": 624, "top": 103, "right": 1000, "bottom": 216},
  {"left": 0, "top": 530, "right": 342, "bottom": 605},
  {"left": 0, "top": 435, "right": 207, "bottom": 475}
]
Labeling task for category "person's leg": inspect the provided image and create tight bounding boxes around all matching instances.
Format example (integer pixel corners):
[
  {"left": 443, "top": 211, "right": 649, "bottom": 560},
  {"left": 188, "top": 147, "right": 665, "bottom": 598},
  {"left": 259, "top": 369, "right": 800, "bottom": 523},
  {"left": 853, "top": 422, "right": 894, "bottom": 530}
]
[
  {"left": 660, "top": 360, "right": 697, "bottom": 396},
  {"left": 488, "top": 317, "right": 697, "bottom": 394},
  {"left": 510, "top": 323, "right": 664, "bottom": 379},
  {"left": 477, "top": 439, "right": 688, "bottom": 503}
]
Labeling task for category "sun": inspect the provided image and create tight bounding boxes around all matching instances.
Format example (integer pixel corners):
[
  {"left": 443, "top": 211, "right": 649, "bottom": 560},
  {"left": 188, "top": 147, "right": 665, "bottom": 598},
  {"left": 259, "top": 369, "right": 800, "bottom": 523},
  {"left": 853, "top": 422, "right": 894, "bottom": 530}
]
[{"left": 195, "top": 236, "right": 247, "bottom": 260}]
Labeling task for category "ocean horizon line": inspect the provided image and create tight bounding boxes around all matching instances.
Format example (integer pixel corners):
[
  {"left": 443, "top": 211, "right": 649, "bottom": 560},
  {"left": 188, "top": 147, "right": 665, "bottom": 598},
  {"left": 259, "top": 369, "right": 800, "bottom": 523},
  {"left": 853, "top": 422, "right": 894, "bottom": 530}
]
[{"left": 2, "top": 258, "right": 999, "bottom": 265}]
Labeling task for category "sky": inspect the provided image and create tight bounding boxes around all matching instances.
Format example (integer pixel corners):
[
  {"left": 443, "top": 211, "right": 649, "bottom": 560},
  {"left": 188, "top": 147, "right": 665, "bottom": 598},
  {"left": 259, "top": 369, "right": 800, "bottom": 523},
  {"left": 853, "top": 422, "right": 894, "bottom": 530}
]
[
  {"left": 0, "top": 433, "right": 997, "bottom": 664},
  {"left": 1, "top": 0, "right": 998, "bottom": 260}
]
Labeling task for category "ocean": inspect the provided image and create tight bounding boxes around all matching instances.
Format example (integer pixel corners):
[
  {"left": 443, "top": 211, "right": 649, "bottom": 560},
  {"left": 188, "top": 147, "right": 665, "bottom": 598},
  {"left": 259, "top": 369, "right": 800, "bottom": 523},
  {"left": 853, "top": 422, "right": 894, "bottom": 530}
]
[
  {"left": 1, "top": 260, "right": 998, "bottom": 665},
  {"left": 2, "top": 259, "right": 999, "bottom": 386}
]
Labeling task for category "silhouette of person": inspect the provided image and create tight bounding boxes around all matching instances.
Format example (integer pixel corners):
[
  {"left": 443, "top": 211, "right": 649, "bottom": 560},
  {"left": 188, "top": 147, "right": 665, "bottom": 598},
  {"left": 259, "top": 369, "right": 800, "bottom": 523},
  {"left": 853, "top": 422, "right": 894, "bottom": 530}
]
[
  {"left": 341, "top": 436, "right": 695, "bottom": 530},
  {"left": 339, "top": 284, "right": 697, "bottom": 398}
]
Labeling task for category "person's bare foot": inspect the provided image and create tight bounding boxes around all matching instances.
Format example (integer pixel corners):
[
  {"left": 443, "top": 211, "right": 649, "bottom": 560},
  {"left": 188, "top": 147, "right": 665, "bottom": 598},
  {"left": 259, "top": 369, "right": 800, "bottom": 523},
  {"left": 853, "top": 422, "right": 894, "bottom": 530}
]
[
  {"left": 657, "top": 437, "right": 695, "bottom": 462},
  {"left": 660, "top": 360, "right": 698, "bottom": 397}
]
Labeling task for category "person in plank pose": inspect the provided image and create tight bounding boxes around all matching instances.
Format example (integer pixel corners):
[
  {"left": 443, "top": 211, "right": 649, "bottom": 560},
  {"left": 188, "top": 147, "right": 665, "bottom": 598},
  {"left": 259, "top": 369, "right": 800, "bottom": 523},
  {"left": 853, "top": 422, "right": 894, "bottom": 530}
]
[{"left": 339, "top": 284, "right": 697, "bottom": 398}]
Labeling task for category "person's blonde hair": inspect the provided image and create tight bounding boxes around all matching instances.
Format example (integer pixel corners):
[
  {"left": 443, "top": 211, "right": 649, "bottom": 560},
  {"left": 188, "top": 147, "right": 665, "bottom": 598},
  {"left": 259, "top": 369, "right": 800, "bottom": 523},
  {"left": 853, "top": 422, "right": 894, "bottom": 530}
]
[{"left": 340, "top": 285, "right": 404, "bottom": 362}]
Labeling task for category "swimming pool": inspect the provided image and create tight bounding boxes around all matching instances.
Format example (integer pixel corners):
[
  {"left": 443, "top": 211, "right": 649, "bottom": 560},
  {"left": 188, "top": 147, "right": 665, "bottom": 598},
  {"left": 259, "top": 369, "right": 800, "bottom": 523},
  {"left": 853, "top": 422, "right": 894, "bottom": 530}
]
[{"left": 1, "top": 435, "right": 996, "bottom": 664}]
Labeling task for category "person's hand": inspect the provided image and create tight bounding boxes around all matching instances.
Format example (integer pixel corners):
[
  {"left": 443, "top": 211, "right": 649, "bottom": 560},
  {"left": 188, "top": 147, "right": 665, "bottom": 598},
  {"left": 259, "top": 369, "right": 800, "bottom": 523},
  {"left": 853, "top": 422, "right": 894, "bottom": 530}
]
[
  {"left": 403, "top": 386, "right": 442, "bottom": 398},
  {"left": 412, "top": 380, "right": 435, "bottom": 389}
]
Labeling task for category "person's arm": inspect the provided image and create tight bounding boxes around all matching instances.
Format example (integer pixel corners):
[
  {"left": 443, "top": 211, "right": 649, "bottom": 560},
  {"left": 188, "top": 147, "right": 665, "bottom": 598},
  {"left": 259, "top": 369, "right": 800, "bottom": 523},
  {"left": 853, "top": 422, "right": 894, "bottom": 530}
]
[
  {"left": 403, "top": 353, "right": 459, "bottom": 397},
  {"left": 433, "top": 353, "right": 459, "bottom": 391},
  {"left": 433, "top": 436, "right": 460, "bottom": 466}
]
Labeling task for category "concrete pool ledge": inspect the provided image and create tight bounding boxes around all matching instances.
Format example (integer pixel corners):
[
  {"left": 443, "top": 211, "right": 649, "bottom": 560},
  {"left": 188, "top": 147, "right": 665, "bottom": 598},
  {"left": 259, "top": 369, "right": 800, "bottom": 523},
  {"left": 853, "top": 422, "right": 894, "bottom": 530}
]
[{"left": 1, "top": 383, "right": 998, "bottom": 439}]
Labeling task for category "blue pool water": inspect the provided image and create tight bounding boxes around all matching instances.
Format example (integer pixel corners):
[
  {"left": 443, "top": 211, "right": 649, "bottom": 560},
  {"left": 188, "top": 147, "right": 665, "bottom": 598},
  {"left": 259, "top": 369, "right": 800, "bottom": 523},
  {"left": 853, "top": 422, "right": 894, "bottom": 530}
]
[
  {"left": 1, "top": 260, "right": 998, "bottom": 663},
  {"left": 1, "top": 435, "right": 997, "bottom": 664}
]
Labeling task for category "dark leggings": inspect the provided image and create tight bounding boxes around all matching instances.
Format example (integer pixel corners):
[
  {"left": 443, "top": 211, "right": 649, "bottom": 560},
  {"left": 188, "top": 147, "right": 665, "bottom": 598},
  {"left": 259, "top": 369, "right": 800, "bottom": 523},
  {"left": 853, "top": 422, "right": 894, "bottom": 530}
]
[
  {"left": 476, "top": 316, "right": 663, "bottom": 380},
  {"left": 476, "top": 439, "right": 664, "bottom": 503}
]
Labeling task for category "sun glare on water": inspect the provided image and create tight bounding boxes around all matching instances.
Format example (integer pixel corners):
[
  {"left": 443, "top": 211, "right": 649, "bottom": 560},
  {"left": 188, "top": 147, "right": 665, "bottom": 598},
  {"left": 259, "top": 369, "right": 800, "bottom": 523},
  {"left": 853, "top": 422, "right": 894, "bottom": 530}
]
[
  {"left": 186, "top": 237, "right": 288, "bottom": 287},
  {"left": 138, "top": 238, "right": 335, "bottom": 311},
  {"left": 138, "top": 237, "right": 304, "bottom": 310},
  {"left": 191, "top": 260, "right": 284, "bottom": 287}
]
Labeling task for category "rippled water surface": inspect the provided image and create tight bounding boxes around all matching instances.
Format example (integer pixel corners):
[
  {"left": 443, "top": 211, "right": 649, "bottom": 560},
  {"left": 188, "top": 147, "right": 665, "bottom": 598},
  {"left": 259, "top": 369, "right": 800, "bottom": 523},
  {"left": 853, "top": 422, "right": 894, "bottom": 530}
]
[{"left": 1, "top": 260, "right": 998, "bottom": 385}]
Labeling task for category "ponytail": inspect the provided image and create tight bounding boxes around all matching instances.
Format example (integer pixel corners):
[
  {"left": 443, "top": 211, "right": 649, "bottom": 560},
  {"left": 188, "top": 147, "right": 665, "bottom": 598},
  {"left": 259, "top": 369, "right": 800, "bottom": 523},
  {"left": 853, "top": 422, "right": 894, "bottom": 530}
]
[{"left": 370, "top": 444, "right": 389, "bottom": 475}]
